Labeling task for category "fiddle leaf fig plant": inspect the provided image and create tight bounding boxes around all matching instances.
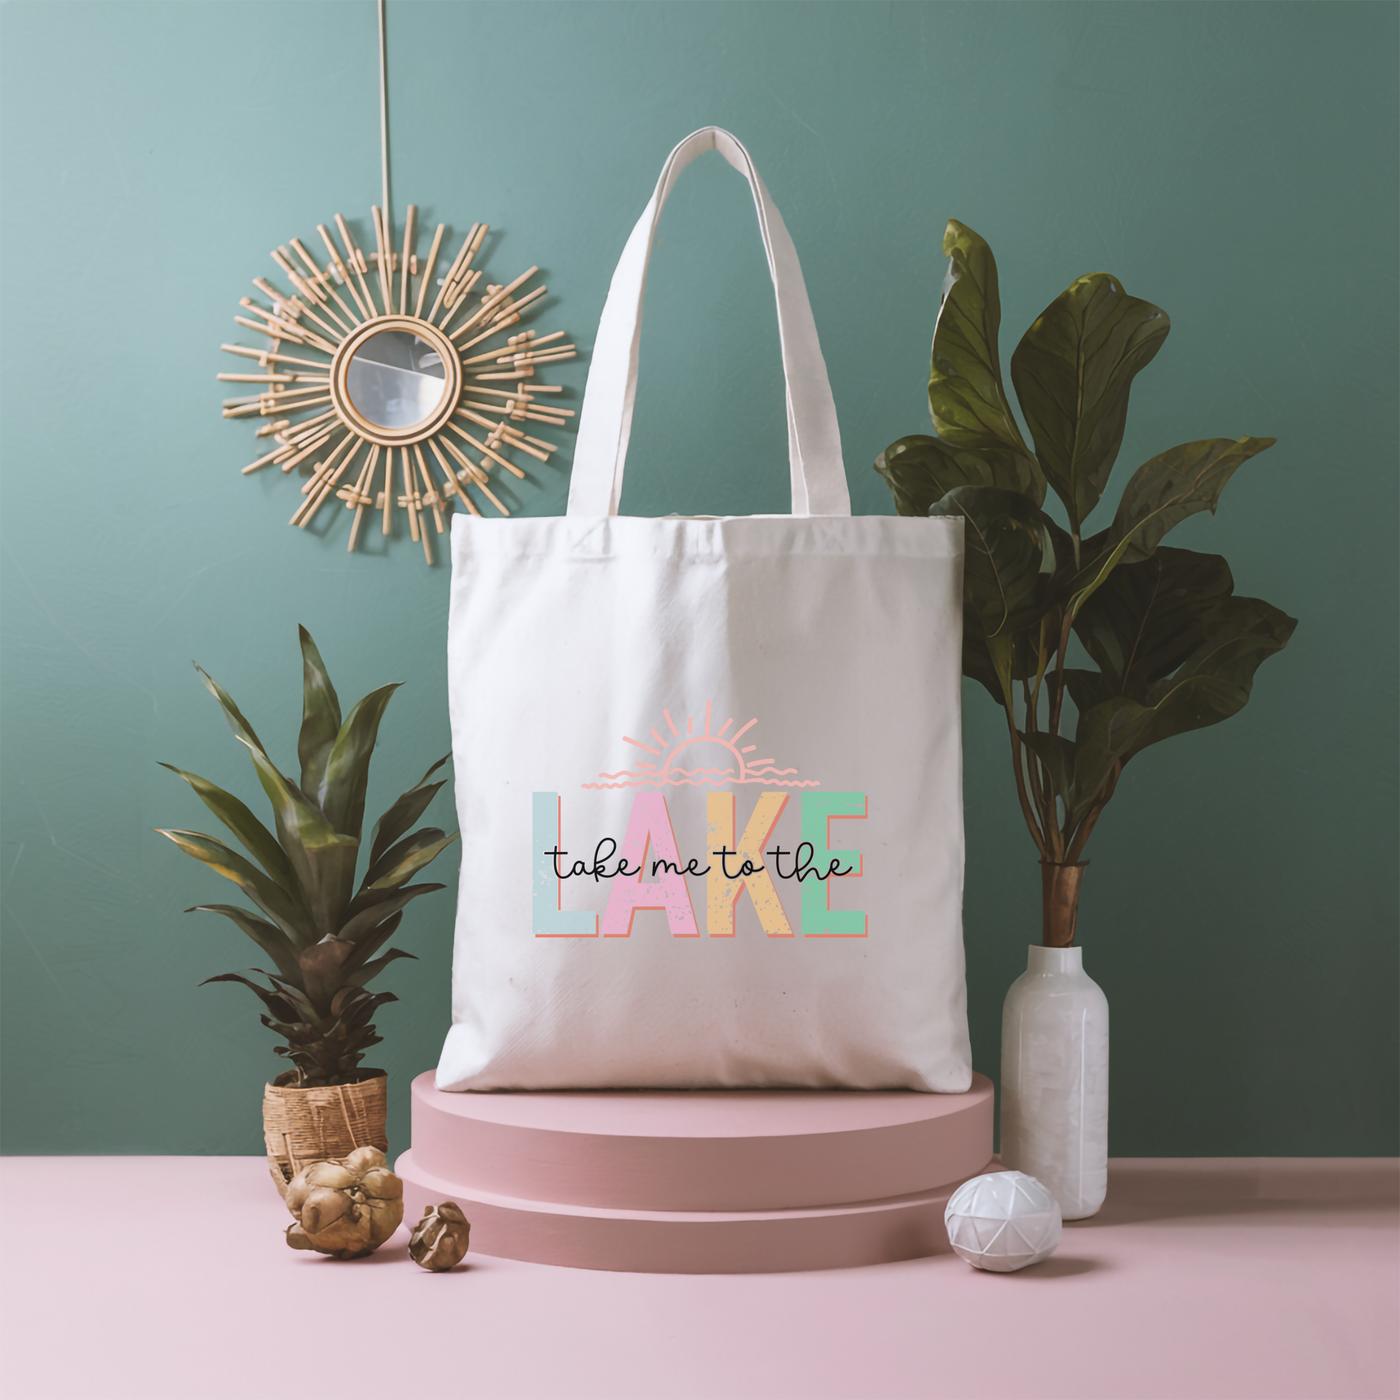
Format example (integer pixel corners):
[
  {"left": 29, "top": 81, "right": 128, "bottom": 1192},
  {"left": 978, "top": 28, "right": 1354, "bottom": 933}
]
[
  {"left": 876, "top": 221, "right": 1296, "bottom": 944},
  {"left": 157, "top": 627, "right": 458, "bottom": 1085}
]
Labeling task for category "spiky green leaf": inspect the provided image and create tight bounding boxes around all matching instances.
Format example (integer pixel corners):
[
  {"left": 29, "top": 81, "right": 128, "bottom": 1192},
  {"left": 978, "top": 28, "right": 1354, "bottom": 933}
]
[
  {"left": 237, "top": 738, "right": 358, "bottom": 940},
  {"left": 318, "top": 684, "right": 400, "bottom": 840},
  {"left": 297, "top": 626, "right": 343, "bottom": 797},
  {"left": 158, "top": 763, "right": 294, "bottom": 890},
  {"left": 367, "top": 756, "right": 449, "bottom": 872},
  {"left": 344, "top": 947, "right": 418, "bottom": 989},
  {"left": 202, "top": 970, "right": 307, "bottom": 1024},
  {"left": 342, "top": 911, "right": 405, "bottom": 977},
  {"left": 186, "top": 904, "right": 302, "bottom": 985},
  {"left": 366, "top": 831, "right": 459, "bottom": 891},
  {"left": 157, "top": 829, "right": 310, "bottom": 946},
  {"left": 364, "top": 827, "right": 449, "bottom": 889},
  {"left": 195, "top": 664, "right": 268, "bottom": 757},
  {"left": 339, "top": 882, "right": 445, "bottom": 938}
]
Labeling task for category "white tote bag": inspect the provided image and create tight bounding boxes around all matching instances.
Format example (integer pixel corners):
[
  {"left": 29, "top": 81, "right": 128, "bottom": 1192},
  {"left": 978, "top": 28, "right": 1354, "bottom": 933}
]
[{"left": 438, "top": 128, "right": 970, "bottom": 1092}]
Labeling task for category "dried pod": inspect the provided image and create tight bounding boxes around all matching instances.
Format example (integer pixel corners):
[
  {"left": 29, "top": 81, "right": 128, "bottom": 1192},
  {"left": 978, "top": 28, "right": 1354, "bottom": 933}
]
[
  {"left": 408, "top": 1201, "right": 471, "bottom": 1272},
  {"left": 283, "top": 1145, "right": 405, "bottom": 1260}
]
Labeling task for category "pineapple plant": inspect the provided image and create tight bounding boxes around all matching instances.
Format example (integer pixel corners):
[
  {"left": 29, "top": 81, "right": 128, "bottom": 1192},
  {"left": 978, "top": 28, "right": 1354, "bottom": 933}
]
[{"left": 158, "top": 626, "right": 458, "bottom": 1088}]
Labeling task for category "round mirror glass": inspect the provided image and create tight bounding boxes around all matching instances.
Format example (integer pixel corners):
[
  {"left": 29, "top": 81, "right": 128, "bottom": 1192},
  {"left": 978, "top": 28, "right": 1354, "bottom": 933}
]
[{"left": 344, "top": 329, "right": 448, "bottom": 430}]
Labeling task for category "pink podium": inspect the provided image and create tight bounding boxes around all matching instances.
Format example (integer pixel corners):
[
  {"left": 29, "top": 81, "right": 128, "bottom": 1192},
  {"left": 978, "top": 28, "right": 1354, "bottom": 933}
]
[{"left": 396, "top": 1072, "right": 994, "bottom": 1273}]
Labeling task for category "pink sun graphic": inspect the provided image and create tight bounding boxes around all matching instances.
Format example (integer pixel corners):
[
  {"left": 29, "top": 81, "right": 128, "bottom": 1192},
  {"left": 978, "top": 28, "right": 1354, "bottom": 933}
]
[{"left": 582, "top": 701, "right": 820, "bottom": 790}]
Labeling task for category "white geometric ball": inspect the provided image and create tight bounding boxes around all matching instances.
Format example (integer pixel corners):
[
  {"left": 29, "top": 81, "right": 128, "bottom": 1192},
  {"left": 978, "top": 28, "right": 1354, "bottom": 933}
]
[{"left": 944, "top": 1170, "right": 1063, "bottom": 1272}]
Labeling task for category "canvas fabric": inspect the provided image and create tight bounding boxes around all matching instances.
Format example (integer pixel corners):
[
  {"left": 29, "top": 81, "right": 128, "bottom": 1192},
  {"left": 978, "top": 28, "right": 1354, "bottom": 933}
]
[{"left": 437, "top": 127, "right": 970, "bottom": 1091}]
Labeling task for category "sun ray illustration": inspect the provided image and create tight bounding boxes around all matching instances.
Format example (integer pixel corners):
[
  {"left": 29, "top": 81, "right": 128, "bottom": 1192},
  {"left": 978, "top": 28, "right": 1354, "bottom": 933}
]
[
  {"left": 583, "top": 706, "right": 821, "bottom": 790},
  {"left": 219, "top": 205, "right": 576, "bottom": 562}
]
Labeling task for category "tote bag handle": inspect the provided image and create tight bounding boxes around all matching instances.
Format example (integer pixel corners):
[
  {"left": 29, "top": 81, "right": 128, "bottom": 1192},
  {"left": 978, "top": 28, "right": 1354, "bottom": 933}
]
[{"left": 568, "top": 127, "right": 850, "bottom": 519}]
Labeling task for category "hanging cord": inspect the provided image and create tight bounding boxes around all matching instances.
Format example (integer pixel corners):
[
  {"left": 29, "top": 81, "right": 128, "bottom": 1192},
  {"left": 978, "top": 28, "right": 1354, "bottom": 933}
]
[{"left": 378, "top": 0, "right": 392, "bottom": 237}]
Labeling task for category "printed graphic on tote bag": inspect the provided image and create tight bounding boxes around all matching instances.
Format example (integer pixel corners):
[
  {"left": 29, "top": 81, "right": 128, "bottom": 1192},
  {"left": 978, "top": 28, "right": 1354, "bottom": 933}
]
[
  {"left": 583, "top": 702, "right": 819, "bottom": 789},
  {"left": 534, "top": 703, "right": 867, "bottom": 940}
]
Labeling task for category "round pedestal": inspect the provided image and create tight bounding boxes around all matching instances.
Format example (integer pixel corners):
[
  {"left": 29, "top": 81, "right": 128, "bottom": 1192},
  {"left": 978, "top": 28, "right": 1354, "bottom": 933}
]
[{"left": 396, "top": 1071, "right": 994, "bottom": 1273}]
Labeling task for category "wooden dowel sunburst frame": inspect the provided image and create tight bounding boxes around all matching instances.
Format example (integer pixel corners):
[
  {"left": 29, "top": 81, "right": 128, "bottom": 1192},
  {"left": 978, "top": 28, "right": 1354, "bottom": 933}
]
[{"left": 218, "top": 204, "right": 577, "bottom": 559}]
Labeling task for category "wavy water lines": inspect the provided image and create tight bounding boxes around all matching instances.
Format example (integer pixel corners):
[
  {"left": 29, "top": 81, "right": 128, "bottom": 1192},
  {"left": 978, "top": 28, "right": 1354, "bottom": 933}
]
[
  {"left": 582, "top": 705, "right": 820, "bottom": 790},
  {"left": 583, "top": 777, "right": 822, "bottom": 790}
]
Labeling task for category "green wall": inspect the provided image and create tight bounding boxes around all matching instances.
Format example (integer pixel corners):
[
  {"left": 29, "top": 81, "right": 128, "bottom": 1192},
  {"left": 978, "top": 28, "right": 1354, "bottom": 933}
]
[{"left": 2, "top": 0, "right": 1395, "bottom": 1157}]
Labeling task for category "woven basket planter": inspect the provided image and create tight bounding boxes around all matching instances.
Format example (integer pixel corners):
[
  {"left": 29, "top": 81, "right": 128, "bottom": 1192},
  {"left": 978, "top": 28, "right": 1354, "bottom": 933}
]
[{"left": 263, "top": 1069, "right": 389, "bottom": 1198}]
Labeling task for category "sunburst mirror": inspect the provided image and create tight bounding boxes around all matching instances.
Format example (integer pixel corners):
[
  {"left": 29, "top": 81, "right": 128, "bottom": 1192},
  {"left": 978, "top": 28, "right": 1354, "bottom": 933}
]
[{"left": 218, "top": 205, "right": 576, "bottom": 562}]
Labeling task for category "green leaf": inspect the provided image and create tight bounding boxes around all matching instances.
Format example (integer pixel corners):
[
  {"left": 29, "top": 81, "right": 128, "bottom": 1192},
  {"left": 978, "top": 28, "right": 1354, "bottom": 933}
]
[
  {"left": 367, "top": 756, "right": 449, "bottom": 872},
  {"left": 1072, "top": 548, "right": 1236, "bottom": 700},
  {"left": 186, "top": 904, "right": 302, "bottom": 985},
  {"left": 366, "top": 830, "right": 459, "bottom": 891},
  {"left": 157, "top": 828, "right": 310, "bottom": 946},
  {"left": 297, "top": 626, "right": 343, "bottom": 798},
  {"left": 1072, "top": 595, "right": 1296, "bottom": 785},
  {"left": 317, "top": 684, "right": 401, "bottom": 840},
  {"left": 330, "top": 986, "right": 397, "bottom": 1026},
  {"left": 963, "top": 628, "right": 1043, "bottom": 706},
  {"left": 364, "top": 827, "right": 447, "bottom": 889},
  {"left": 1108, "top": 436, "right": 1276, "bottom": 566},
  {"left": 929, "top": 222, "right": 1040, "bottom": 477},
  {"left": 337, "top": 885, "right": 444, "bottom": 945},
  {"left": 1071, "top": 695, "right": 1141, "bottom": 812},
  {"left": 344, "top": 947, "right": 417, "bottom": 989},
  {"left": 1063, "top": 436, "right": 1274, "bottom": 620},
  {"left": 238, "top": 738, "right": 359, "bottom": 940},
  {"left": 929, "top": 486, "right": 1053, "bottom": 641},
  {"left": 341, "top": 912, "right": 404, "bottom": 977},
  {"left": 158, "top": 763, "right": 295, "bottom": 890},
  {"left": 195, "top": 664, "right": 268, "bottom": 757},
  {"left": 1062, "top": 667, "right": 1119, "bottom": 717},
  {"left": 961, "top": 629, "right": 1004, "bottom": 705},
  {"left": 1009, "top": 273, "right": 1170, "bottom": 534},
  {"left": 1146, "top": 595, "right": 1296, "bottom": 710},
  {"left": 202, "top": 970, "right": 312, "bottom": 1026},
  {"left": 874, "top": 435, "right": 1044, "bottom": 515},
  {"left": 260, "top": 971, "right": 334, "bottom": 1027},
  {"left": 936, "top": 484, "right": 1059, "bottom": 706}
]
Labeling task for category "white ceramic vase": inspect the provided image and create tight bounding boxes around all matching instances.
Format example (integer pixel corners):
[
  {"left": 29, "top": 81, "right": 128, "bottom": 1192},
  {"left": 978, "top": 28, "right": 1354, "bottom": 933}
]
[{"left": 999, "top": 944, "right": 1109, "bottom": 1219}]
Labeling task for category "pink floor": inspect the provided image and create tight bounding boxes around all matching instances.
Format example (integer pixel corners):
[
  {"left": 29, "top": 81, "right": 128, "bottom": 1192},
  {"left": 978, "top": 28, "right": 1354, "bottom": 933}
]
[{"left": 2, "top": 1157, "right": 1395, "bottom": 1400}]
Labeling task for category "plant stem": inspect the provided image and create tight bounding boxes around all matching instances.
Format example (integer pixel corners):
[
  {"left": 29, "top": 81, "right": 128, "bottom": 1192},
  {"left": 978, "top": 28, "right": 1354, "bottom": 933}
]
[
  {"left": 1046, "top": 607, "right": 1075, "bottom": 742},
  {"left": 1066, "top": 764, "right": 1120, "bottom": 863},
  {"left": 1004, "top": 703, "right": 1049, "bottom": 859},
  {"left": 1021, "top": 677, "right": 1062, "bottom": 860},
  {"left": 1021, "top": 680, "right": 1047, "bottom": 806}
]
